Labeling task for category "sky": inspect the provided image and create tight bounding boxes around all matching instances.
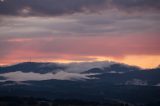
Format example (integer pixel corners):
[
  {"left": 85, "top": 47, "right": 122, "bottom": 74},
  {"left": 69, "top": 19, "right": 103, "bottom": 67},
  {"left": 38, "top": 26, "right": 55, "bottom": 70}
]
[{"left": 0, "top": 0, "right": 160, "bottom": 68}]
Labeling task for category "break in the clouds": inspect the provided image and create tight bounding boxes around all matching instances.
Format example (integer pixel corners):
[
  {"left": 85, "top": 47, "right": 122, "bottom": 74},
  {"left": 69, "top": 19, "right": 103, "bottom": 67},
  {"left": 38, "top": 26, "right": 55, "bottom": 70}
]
[
  {"left": 0, "top": 0, "right": 160, "bottom": 68},
  {"left": 0, "top": 0, "right": 160, "bottom": 16}
]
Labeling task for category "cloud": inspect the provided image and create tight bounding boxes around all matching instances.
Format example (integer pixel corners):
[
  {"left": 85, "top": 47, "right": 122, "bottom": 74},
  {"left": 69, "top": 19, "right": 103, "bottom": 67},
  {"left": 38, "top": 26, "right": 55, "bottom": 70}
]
[
  {"left": 0, "top": 71, "right": 98, "bottom": 82},
  {"left": 0, "top": 34, "right": 160, "bottom": 64},
  {"left": 0, "top": 40, "right": 19, "bottom": 59},
  {"left": 0, "top": 11, "right": 159, "bottom": 37},
  {"left": 65, "top": 61, "right": 115, "bottom": 73},
  {"left": 0, "top": 0, "right": 159, "bottom": 17},
  {"left": 0, "top": 0, "right": 107, "bottom": 16},
  {"left": 0, "top": 61, "right": 123, "bottom": 82},
  {"left": 110, "top": 0, "right": 160, "bottom": 12},
  {"left": 0, "top": 0, "right": 160, "bottom": 68}
]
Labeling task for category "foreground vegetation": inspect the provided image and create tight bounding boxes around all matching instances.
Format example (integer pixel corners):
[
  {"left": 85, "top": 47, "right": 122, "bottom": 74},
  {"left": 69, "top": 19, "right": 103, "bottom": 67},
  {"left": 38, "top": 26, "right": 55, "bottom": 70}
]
[
  {"left": 0, "top": 96, "right": 133, "bottom": 106},
  {"left": 0, "top": 96, "right": 160, "bottom": 106}
]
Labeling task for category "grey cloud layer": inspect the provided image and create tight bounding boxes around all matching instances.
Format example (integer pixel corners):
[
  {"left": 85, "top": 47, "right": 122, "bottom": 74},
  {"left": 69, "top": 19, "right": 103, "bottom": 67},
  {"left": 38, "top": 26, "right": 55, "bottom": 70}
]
[
  {"left": 0, "top": 0, "right": 106, "bottom": 16},
  {"left": 0, "top": 0, "right": 160, "bottom": 16},
  {"left": 0, "top": 0, "right": 160, "bottom": 63},
  {"left": 1, "top": 11, "right": 160, "bottom": 37}
]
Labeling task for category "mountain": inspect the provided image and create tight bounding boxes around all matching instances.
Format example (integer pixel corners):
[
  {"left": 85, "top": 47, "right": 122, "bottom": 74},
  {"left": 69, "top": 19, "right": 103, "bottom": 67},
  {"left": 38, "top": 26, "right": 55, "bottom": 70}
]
[
  {"left": 0, "top": 62, "right": 65, "bottom": 74},
  {"left": 83, "top": 63, "right": 139, "bottom": 74},
  {"left": 0, "top": 61, "right": 160, "bottom": 105}
]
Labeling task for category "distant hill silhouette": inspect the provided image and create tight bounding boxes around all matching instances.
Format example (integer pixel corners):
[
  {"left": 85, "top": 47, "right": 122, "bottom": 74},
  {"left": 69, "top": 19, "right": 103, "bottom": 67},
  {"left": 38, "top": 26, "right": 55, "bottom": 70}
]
[{"left": 0, "top": 61, "right": 160, "bottom": 104}]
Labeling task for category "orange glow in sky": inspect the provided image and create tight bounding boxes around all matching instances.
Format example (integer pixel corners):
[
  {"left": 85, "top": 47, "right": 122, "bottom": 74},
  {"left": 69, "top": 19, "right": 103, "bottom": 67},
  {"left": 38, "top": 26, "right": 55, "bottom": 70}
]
[{"left": 0, "top": 55, "right": 160, "bottom": 69}]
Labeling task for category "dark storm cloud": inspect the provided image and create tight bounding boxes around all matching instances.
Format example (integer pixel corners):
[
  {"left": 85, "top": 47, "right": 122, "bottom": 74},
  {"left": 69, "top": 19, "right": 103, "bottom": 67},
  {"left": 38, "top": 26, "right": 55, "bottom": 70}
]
[
  {"left": 0, "top": 0, "right": 107, "bottom": 16},
  {"left": 0, "top": 0, "right": 160, "bottom": 16},
  {"left": 112, "top": 0, "right": 160, "bottom": 12}
]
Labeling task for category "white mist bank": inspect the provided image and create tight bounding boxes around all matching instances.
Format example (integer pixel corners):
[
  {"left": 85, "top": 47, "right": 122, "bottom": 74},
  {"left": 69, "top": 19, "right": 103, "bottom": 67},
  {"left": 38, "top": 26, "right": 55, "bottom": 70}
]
[{"left": 0, "top": 71, "right": 98, "bottom": 82}]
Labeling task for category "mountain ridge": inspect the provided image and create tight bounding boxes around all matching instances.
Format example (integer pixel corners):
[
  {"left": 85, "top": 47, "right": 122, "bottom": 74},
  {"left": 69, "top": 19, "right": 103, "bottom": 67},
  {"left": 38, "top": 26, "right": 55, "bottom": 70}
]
[{"left": 0, "top": 61, "right": 160, "bottom": 104}]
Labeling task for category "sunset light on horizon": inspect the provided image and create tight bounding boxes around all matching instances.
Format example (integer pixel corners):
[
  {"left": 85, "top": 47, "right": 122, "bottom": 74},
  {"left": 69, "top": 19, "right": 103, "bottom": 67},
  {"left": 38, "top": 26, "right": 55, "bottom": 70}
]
[
  {"left": 0, "top": 0, "right": 159, "bottom": 69},
  {"left": 0, "top": 1, "right": 160, "bottom": 105}
]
